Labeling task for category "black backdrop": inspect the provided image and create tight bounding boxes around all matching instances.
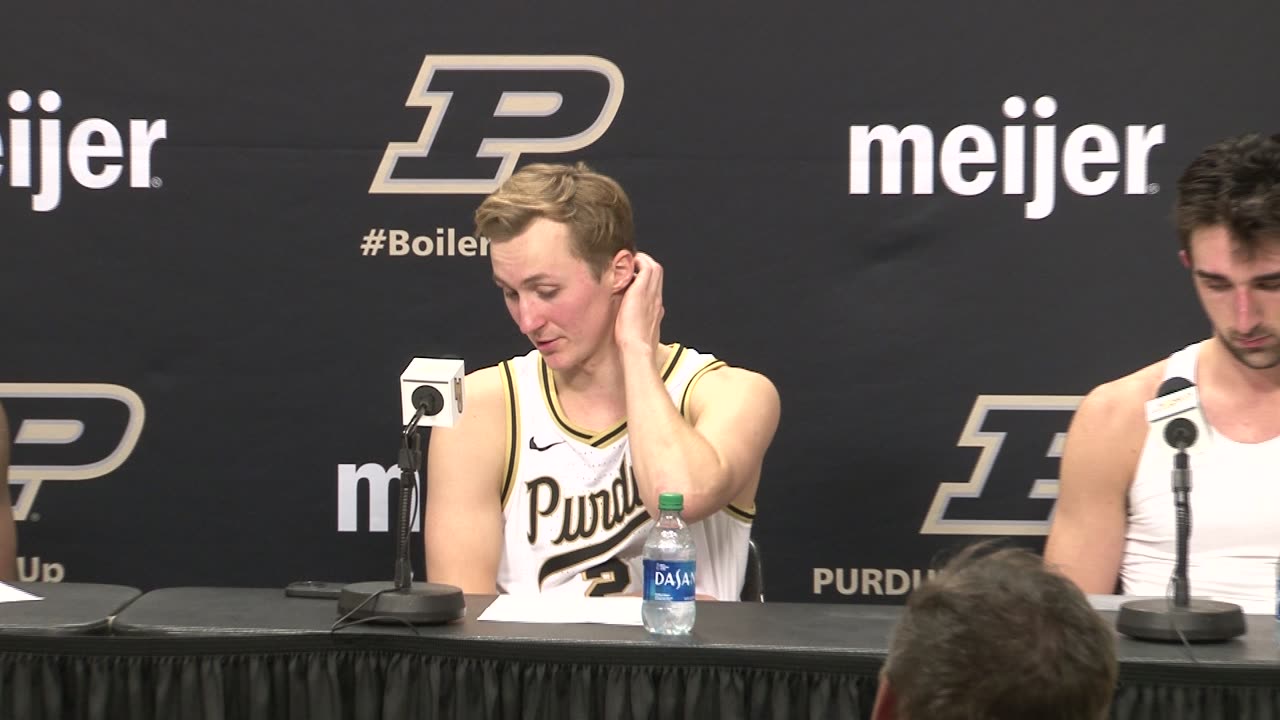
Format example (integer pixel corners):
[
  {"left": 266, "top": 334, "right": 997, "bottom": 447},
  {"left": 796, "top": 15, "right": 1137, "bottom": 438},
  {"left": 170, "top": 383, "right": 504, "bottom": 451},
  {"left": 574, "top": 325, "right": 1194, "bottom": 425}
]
[{"left": 3, "top": 3, "right": 1274, "bottom": 602}]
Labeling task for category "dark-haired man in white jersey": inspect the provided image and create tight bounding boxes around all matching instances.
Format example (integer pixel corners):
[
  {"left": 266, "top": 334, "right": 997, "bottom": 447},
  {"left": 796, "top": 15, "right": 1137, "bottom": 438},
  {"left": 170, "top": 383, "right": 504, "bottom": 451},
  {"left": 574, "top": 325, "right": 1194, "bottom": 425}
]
[
  {"left": 1046, "top": 133, "right": 1280, "bottom": 613},
  {"left": 423, "top": 162, "right": 780, "bottom": 600}
]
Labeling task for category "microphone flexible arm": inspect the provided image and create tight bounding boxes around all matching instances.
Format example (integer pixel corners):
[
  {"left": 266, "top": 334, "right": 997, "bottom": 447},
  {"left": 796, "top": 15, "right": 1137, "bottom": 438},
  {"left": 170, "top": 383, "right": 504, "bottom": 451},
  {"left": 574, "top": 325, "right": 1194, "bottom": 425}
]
[
  {"left": 333, "top": 371, "right": 466, "bottom": 626},
  {"left": 1172, "top": 449, "right": 1190, "bottom": 607},
  {"left": 1164, "top": 416, "right": 1196, "bottom": 608},
  {"left": 394, "top": 402, "right": 429, "bottom": 590}
]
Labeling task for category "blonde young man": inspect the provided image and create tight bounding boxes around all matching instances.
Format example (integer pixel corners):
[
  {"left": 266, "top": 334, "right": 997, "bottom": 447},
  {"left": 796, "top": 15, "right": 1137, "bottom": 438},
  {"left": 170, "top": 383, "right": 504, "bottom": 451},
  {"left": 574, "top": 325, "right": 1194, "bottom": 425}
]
[
  {"left": 424, "top": 163, "right": 780, "bottom": 600},
  {"left": 1046, "top": 133, "right": 1280, "bottom": 612}
]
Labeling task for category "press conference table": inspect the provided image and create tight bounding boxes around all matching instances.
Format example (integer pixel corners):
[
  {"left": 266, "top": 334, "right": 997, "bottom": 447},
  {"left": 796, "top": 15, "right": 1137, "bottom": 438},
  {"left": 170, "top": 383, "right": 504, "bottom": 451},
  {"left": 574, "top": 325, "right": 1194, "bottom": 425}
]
[{"left": 0, "top": 584, "right": 1278, "bottom": 720}]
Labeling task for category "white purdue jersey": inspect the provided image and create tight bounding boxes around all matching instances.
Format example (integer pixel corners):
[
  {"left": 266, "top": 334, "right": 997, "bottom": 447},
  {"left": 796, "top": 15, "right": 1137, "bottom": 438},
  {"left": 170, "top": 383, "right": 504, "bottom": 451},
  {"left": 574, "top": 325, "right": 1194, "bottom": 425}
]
[{"left": 495, "top": 343, "right": 755, "bottom": 601}]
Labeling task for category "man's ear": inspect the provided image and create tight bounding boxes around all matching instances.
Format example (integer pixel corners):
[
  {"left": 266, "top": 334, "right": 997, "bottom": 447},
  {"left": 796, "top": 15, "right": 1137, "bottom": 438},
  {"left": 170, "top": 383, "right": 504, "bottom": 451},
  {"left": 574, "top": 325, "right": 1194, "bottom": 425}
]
[
  {"left": 608, "top": 250, "right": 636, "bottom": 293},
  {"left": 1179, "top": 249, "right": 1191, "bottom": 269},
  {"left": 871, "top": 677, "right": 899, "bottom": 720}
]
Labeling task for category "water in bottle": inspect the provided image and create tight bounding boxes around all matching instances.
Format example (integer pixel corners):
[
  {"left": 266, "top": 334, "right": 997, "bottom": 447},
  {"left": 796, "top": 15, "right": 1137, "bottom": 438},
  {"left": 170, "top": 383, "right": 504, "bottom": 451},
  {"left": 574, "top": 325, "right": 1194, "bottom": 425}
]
[{"left": 642, "top": 492, "right": 697, "bottom": 635}]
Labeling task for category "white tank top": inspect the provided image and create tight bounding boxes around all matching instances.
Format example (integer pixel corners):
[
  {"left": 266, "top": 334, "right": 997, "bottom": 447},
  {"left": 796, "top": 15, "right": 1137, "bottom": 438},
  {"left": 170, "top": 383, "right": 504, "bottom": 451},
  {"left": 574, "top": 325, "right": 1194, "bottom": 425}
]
[
  {"left": 494, "top": 344, "right": 755, "bottom": 601},
  {"left": 1122, "top": 341, "right": 1280, "bottom": 614}
]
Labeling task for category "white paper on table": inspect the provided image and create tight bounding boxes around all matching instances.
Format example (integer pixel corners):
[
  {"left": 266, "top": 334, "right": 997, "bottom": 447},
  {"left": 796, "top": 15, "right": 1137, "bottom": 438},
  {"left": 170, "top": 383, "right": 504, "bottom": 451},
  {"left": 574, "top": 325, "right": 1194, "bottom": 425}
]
[
  {"left": 478, "top": 594, "right": 643, "bottom": 625},
  {"left": 0, "top": 582, "right": 42, "bottom": 604}
]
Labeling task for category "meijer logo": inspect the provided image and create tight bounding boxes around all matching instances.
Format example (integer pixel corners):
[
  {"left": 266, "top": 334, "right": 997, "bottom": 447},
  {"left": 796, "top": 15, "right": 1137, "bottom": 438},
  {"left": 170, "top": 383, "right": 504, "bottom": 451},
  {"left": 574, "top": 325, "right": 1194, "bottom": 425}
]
[
  {"left": 849, "top": 95, "right": 1166, "bottom": 220},
  {"left": 0, "top": 383, "right": 146, "bottom": 521},
  {"left": 2, "top": 91, "right": 167, "bottom": 212},
  {"left": 370, "top": 55, "right": 624, "bottom": 195},
  {"left": 337, "top": 463, "right": 421, "bottom": 533}
]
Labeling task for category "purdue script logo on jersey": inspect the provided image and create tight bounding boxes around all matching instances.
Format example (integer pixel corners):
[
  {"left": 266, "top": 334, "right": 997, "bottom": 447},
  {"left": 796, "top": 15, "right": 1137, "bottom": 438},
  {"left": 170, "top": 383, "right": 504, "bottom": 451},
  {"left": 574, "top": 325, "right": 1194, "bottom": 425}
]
[
  {"left": 0, "top": 383, "right": 145, "bottom": 521},
  {"left": 370, "top": 55, "right": 624, "bottom": 196},
  {"left": 526, "top": 458, "right": 650, "bottom": 586},
  {"left": 920, "top": 395, "right": 1082, "bottom": 536}
]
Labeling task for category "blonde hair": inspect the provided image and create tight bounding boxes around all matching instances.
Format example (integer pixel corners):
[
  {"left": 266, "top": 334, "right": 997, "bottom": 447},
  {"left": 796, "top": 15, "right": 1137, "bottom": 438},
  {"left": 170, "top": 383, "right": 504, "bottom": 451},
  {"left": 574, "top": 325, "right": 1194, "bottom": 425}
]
[{"left": 475, "top": 162, "right": 635, "bottom": 276}]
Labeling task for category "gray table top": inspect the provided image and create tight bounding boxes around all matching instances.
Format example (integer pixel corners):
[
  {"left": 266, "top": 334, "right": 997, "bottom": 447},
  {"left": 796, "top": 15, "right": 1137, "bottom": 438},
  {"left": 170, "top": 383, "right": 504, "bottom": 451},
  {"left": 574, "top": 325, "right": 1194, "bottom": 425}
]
[
  {"left": 110, "top": 587, "right": 901, "bottom": 672},
  {"left": 0, "top": 582, "right": 141, "bottom": 635}
]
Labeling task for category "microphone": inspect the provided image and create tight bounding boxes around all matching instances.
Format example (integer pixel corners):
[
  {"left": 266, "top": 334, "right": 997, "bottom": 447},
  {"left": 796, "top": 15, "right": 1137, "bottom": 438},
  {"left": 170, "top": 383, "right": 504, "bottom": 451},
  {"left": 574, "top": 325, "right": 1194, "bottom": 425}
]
[
  {"left": 335, "top": 357, "right": 467, "bottom": 625},
  {"left": 400, "top": 357, "right": 464, "bottom": 427},
  {"left": 1165, "top": 418, "right": 1197, "bottom": 450},
  {"left": 1116, "top": 376, "right": 1243, "bottom": 642},
  {"left": 1143, "top": 376, "right": 1210, "bottom": 456},
  {"left": 410, "top": 385, "right": 445, "bottom": 417}
]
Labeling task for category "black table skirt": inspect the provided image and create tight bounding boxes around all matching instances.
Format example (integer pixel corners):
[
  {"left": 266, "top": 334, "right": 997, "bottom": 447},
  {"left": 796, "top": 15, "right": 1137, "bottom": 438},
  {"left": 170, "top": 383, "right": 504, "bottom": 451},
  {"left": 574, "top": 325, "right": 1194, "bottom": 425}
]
[
  {"left": 4, "top": 586, "right": 1280, "bottom": 720},
  {"left": 5, "top": 641, "right": 1280, "bottom": 720},
  {"left": 0, "top": 644, "right": 874, "bottom": 720}
]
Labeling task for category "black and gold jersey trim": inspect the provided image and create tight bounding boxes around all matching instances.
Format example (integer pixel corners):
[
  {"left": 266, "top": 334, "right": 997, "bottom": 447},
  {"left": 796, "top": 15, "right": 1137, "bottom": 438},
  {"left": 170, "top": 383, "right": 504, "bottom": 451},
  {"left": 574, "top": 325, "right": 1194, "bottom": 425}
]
[
  {"left": 725, "top": 502, "right": 756, "bottom": 523},
  {"left": 679, "top": 359, "right": 726, "bottom": 417},
  {"left": 539, "top": 355, "right": 595, "bottom": 442},
  {"left": 538, "top": 343, "right": 686, "bottom": 448},
  {"left": 499, "top": 360, "right": 520, "bottom": 509}
]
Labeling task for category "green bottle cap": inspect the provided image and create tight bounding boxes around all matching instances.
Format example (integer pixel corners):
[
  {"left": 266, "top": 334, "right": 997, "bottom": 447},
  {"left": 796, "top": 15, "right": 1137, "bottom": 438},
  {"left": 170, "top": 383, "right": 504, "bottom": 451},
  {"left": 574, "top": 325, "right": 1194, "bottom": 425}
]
[{"left": 658, "top": 492, "right": 684, "bottom": 511}]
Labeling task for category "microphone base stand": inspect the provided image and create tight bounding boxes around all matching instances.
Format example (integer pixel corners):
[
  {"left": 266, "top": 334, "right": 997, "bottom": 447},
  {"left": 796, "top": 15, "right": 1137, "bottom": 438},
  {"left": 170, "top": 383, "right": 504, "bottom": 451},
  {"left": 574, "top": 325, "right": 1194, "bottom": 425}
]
[
  {"left": 1116, "top": 447, "right": 1243, "bottom": 642},
  {"left": 336, "top": 411, "right": 464, "bottom": 625},
  {"left": 336, "top": 580, "right": 465, "bottom": 624},
  {"left": 1116, "top": 597, "right": 1244, "bottom": 642}
]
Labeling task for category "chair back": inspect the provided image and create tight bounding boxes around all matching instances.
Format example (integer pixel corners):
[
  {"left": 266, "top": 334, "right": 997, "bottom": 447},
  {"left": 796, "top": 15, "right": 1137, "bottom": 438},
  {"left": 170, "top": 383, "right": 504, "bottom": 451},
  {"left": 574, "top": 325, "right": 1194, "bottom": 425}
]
[{"left": 740, "top": 538, "right": 764, "bottom": 602}]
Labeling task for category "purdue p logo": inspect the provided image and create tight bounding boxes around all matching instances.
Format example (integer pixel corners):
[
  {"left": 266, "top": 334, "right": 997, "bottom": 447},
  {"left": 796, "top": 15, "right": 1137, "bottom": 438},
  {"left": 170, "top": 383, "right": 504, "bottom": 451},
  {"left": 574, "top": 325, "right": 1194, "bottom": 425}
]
[
  {"left": 1, "top": 383, "right": 146, "bottom": 521},
  {"left": 920, "top": 395, "right": 1081, "bottom": 536},
  {"left": 370, "top": 55, "right": 624, "bottom": 195}
]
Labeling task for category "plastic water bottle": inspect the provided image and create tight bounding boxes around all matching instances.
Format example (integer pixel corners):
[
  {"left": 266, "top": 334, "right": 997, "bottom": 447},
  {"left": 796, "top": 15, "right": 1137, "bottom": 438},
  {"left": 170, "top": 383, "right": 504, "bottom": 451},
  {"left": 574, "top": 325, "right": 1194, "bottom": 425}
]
[{"left": 642, "top": 492, "right": 697, "bottom": 635}]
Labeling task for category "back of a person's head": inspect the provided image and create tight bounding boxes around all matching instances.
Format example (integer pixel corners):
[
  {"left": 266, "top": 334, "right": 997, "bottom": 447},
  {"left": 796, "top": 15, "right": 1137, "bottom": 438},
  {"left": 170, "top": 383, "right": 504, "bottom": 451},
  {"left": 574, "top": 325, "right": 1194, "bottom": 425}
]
[{"left": 881, "top": 545, "right": 1117, "bottom": 720}]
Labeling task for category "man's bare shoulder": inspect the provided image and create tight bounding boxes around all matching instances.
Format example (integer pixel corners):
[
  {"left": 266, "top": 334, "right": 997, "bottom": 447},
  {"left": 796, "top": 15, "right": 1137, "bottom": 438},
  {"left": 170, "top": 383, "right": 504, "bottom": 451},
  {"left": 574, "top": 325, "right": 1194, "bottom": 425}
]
[
  {"left": 696, "top": 365, "right": 776, "bottom": 399},
  {"left": 688, "top": 365, "right": 780, "bottom": 419},
  {"left": 1063, "top": 358, "right": 1168, "bottom": 493},
  {"left": 427, "top": 364, "right": 510, "bottom": 482},
  {"left": 453, "top": 364, "right": 509, "bottom": 432},
  {"left": 466, "top": 364, "right": 507, "bottom": 401},
  {"left": 1079, "top": 358, "right": 1167, "bottom": 426}
]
